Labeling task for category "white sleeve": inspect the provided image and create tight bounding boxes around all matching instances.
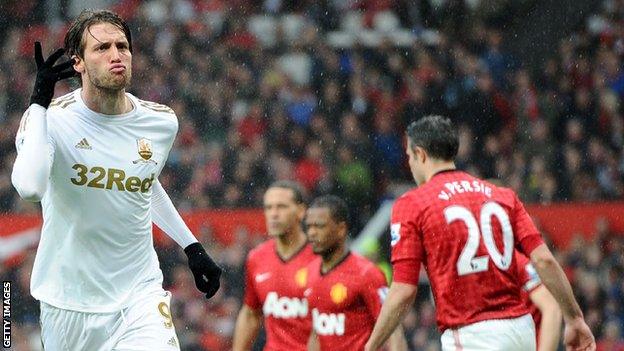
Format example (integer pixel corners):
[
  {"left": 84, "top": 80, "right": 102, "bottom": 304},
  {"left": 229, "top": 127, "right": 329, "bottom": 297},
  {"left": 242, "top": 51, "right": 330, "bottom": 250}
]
[
  {"left": 151, "top": 180, "right": 198, "bottom": 248},
  {"left": 11, "top": 104, "right": 54, "bottom": 202}
]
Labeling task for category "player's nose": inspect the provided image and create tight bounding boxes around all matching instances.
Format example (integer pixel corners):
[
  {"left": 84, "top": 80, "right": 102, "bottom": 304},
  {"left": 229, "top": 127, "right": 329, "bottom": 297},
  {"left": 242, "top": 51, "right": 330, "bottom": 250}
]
[{"left": 110, "top": 46, "right": 121, "bottom": 61}]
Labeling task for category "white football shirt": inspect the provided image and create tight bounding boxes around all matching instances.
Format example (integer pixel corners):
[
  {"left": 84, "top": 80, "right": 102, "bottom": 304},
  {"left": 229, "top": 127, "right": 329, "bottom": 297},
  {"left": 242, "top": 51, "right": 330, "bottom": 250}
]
[{"left": 15, "top": 89, "right": 178, "bottom": 312}]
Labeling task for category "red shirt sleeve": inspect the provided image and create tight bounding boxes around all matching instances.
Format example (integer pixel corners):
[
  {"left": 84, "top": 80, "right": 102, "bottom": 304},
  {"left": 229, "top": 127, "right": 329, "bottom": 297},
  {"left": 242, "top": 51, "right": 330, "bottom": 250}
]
[
  {"left": 510, "top": 193, "right": 544, "bottom": 256},
  {"left": 390, "top": 195, "right": 423, "bottom": 286},
  {"left": 243, "top": 255, "right": 260, "bottom": 309},
  {"left": 362, "top": 265, "right": 389, "bottom": 318}
]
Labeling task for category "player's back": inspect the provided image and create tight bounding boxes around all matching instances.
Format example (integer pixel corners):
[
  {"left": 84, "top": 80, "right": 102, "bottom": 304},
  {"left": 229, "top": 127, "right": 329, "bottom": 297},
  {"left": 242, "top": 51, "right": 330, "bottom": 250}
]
[
  {"left": 391, "top": 170, "right": 544, "bottom": 331},
  {"left": 244, "top": 239, "right": 315, "bottom": 351}
]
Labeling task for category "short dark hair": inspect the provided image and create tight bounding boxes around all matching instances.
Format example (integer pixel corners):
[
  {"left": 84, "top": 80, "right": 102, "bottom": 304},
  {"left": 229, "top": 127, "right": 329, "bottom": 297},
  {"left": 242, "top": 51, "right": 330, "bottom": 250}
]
[
  {"left": 309, "top": 195, "right": 349, "bottom": 225},
  {"left": 406, "top": 115, "right": 459, "bottom": 161},
  {"left": 268, "top": 180, "right": 305, "bottom": 204},
  {"left": 64, "top": 9, "right": 132, "bottom": 58}
]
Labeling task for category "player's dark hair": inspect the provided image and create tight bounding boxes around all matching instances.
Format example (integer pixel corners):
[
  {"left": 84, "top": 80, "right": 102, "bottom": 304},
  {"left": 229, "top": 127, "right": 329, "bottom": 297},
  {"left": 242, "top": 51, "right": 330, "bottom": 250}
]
[
  {"left": 309, "top": 195, "right": 349, "bottom": 225},
  {"left": 268, "top": 180, "right": 306, "bottom": 204},
  {"left": 64, "top": 9, "right": 132, "bottom": 58},
  {"left": 406, "top": 115, "right": 459, "bottom": 161}
]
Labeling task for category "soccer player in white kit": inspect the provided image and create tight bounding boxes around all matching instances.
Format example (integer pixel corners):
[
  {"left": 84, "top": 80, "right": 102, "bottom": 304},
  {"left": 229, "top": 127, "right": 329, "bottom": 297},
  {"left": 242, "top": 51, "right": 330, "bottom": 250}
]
[{"left": 11, "top": 10, "right": 222, "bottom": 350}]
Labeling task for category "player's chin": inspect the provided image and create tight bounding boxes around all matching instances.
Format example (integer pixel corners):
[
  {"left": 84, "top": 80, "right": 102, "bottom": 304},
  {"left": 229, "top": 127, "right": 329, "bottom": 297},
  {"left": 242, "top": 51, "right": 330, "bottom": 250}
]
[
  {"left": 267, "top": 230, "right": 284, "bottom": 238},
  {"left": 311, "top": 244, "right": 324, "bottom": 254},
  {"left": 101, "top": 80, "right": 129, "bottom": 91},
  {"left": 108, "top": 73, "right": 131, "bottom": 87}
]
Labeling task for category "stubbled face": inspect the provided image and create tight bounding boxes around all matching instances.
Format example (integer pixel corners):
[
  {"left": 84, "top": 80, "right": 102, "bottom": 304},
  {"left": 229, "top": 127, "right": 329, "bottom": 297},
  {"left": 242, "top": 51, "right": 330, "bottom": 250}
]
[
  {"left": 74, "top": 22, "right": 132, "bottom": 91},
  {"left": 305, "top": 207, "right": 344, "bottom": 256},
  {"left": 263, "top": 187, "right": 304, "bottom": 238}
]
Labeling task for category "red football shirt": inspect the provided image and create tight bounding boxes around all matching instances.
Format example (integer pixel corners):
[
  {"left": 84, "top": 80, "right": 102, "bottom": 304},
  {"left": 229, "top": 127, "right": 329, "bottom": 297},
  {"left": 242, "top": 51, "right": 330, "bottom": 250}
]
[
  {"left": 514, "top": 252, "right": 543, "bottom": 341},
  {"left": 243, "top": 240, "right": 316, "bottom": 351},
  {"left": 306, "top": 253, "right": 388, "bottom": 351},
  {"left": 391, "top": 170, "right": 544, "bottom": 331}
]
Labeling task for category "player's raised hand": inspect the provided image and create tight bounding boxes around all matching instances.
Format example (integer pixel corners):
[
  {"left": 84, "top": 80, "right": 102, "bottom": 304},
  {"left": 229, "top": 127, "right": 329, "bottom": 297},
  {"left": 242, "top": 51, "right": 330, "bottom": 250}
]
[
  {"left": 184, "top": 242, "right": 223, "bottom": 299},
  {"left": 564, "top": 317, "right": 596, "bottom": 351},
  {"left": 30, "top": 42, "right": 77, "bottom": 108}
]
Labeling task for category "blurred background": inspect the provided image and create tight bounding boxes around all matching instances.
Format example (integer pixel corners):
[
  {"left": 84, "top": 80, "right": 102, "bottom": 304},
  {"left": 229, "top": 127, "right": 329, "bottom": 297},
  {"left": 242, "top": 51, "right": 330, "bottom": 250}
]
[{"left": 1, "top": 0, "right": 624, "bottom": 350}]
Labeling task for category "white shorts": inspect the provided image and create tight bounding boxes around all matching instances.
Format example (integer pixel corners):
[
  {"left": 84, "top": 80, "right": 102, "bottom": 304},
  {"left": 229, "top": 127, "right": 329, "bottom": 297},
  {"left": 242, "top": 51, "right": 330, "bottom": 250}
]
[
  {"left": 40, "top": 289, "right": 180, "bottom": 351},
  {"left": 441, "top": 314, "right": 536, "bottom": 351}
]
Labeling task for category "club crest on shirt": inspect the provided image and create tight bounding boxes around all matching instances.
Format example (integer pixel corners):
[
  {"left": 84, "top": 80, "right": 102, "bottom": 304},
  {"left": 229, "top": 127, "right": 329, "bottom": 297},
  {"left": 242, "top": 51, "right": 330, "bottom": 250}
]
[
  {"left": 133, "top": 138, "right": 158, "bottom": 164},
  {"left": 137, "top": 138, "right": 153, "bottom": 160},
  {"left": 330, "top": 283, "right": 348, "bottom": 304},
  {"left": 295, "top": 267, "right": 308, "bottom": 288},
  {"left": 390, "top": 223, "right": 401, "bottom": 246}
]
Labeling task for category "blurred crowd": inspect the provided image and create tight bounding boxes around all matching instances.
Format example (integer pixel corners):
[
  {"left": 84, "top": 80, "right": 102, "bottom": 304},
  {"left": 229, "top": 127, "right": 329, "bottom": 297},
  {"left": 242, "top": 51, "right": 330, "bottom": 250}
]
[
  {"left": 1, "top": 0, "right": 623, "bottom": 224},
  {"left": 1, "top": 0, "right": 624, "bottom": 350}
]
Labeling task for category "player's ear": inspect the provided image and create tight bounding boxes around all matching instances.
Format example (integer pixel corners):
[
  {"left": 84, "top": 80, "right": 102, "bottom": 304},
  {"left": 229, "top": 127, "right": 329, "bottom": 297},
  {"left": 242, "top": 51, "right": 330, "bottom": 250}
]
[
  {"left": 296, "top": 204, "right": 306, "bottom": 221},
  {"left": 72, "top": 55, "right": 85, "bottom": 74},
  {"left": 337, "top": 221, "right": 348, "bottom": 239},
  {"left": 415, "top": 146, "right": 427, "bottom": 164}
]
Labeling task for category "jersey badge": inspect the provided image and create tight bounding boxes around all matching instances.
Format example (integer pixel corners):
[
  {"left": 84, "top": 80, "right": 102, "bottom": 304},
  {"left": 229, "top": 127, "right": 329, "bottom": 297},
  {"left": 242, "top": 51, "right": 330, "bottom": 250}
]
[
  {"left": 133, "top": 138, "right": 158, "bottom": 164},
  {"left": 390, "top": 223, "right": 401, "bottom": 246},
  {"left": 330, "top": 283, "right": 348, "bottom": 304},
  {"left": 295, "top": 267, "right": 308, "bottom": 288}
]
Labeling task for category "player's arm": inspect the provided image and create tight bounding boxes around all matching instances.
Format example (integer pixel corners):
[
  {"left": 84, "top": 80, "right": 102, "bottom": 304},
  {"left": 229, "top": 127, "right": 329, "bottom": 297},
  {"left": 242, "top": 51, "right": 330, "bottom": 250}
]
[
  {"left": 529, "top": 285, "right": 562, "bottom": 351},
  {"left": 364, "top": 282, "right": 417, "bottom": 351},
  {"left": 151, "top": 180, "right": 222, "bottom": 298},
  {"left": 151, "top": 180, "right": 199, "bottom": 248},
  {"left": 12, "top": 105, "right": 51, "bottom": 201},
  {"left": 529, "top": 244, "right": 594, "bottom": 350},
  {"left": 511, "top": 194, "right": 595, "bottom": 351},
  {"left": 386, "top": 324, "right": 408, "bottom": 351},
  {"left": 367, "top": 198, "right": 422, "bottom": 351},
  {"left": 364, "top": 267, "right": 409, "bottom": 351},
  {"left": 232, "top": 304, "right": 262, "bottom": 351},
  {"left": 307, "top": 329, "right": 320, "bottom": 351},
  {"left": 12, "top": 42, "right": 74, "bottom": 201},
  {"left": 529, "top": 245, "right": 580, "bottom": 320}
]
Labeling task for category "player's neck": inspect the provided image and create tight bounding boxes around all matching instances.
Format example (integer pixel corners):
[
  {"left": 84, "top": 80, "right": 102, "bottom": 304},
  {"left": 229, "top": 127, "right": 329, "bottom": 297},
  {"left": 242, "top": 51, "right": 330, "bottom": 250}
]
[
  {"left": 424, "top": 161, "right": 457, "bottom": 183},
  {"left": 321, "top": 245, "right": 348, "bottom": 274},
  {"left": 81, "top": 84, "right": 132, "bottom": 115},
  {"left": 275, "top": 229, "right": 307, "bottom": 260}
]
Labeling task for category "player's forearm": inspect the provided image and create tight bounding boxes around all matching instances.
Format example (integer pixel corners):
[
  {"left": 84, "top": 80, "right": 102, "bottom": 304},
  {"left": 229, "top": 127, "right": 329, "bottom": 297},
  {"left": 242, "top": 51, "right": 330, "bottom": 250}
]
[
  {"left": 232, "top": 307, "right": 262, "bottom": 351},
  {"left": 538, "top": 307, "right": 562, "bottom": 351},
  {"left": 386, "top": 324, "right": 408, "bottom": 351},
  {"left": 11, "top": 104, "right": 51, "bottom": 201},
  {"left": 307, "top": 331, "right": 320, "bottom": 351},
  {"left": 151, "top": 180, "right": 198, "bottom": 248},
  {"left": 530, "top": 245, "right": 583, "bottom": 321},
  {"left": 365, "top": 283, "right": 416, "bottom": 351},
  {"left": 530, "top": 286, "right": 562, "bottom": 351}
]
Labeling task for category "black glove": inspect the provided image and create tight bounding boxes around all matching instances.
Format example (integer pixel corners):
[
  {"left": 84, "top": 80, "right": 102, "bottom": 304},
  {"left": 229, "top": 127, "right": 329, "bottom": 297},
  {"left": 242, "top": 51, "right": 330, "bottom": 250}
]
[
  {"left": 30, "top": 42, "right": 77, "bottom": 108},
  {"left": 184, "top": 242, "right": 222, "bottom": 299}
]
